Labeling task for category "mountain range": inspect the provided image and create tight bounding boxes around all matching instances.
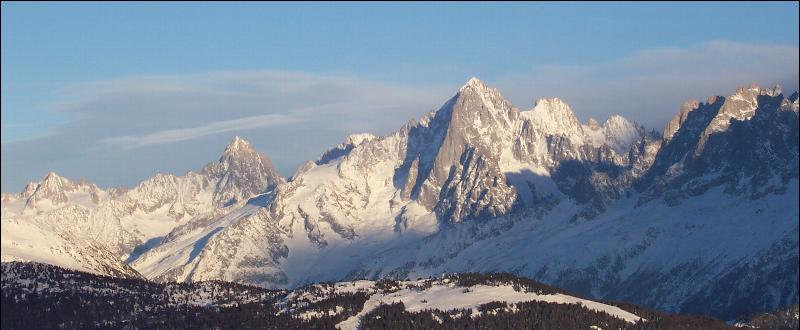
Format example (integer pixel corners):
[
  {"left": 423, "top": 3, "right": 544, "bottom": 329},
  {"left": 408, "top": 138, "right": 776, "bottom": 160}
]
[{"left": 2, "top": 78, "right": 797, "bottom": 321}]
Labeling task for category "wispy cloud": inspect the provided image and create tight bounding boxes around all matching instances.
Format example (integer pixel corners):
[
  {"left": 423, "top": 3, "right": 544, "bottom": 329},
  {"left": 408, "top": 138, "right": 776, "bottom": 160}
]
[
  {"left": 1, "top": 71, "right": 452, "bottom": 190},
  {"left": 2, "top": 41, "right": 798, "bottom": 191},
  {"left": 496, "top": 40, "right": 799, "bottom": 129},
  {"left": 100, "top": 113, "right": 307, "bottom": 149}
]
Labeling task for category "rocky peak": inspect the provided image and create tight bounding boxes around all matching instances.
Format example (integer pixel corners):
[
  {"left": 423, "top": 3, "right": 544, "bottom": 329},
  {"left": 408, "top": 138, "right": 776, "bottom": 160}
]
[
  {"left": 766, "top": 84, "right": 782, "bottom": 97},
  {"left": 532, "top": 97, "right": 571, "bottom": 112},
  {"left": 203, "top": 136, "right": 283, "bottom": 208},
  {"left": 40, "top": 171, "right": 72, "bottom": 187},
  {"left": 735, "top": 83, "right": 782, "bottom": 98},
  {"left": 345, "top": 133, "right": 376, "bottom": 146},
  {"left": 214, "top": 136, "right": 276, "bottom": 174},
  {"left": 602, "top": 115, "right": 641, "bottom": 154},
  {"left": 604, "top": 115, "right": 634, "bottom": 130},
  {"left": 702, "top": 83, "right": 783, "bottom": 138},
  {"left": 221, "top": 136, "right": 255, "bottom": 160},
  {"left": 454, "top": 77, "right": 515, "bottom": 119},
  {"left": 664, "top": 100, "right": 702, "bottom": 141},
  {"left": 394, "top": 78, "right": 518, "bottom": 222},
  {"left": 527, "top": 98, "right": 583, "bottom": 139},
  {"left": 24, "top": 172, "right": 78, "bottom": 208},
  {"left": 459, "top": 77, "right": 488, "bottom": 92},
  {"left": 434, "top": 77, "right": 517, "bottom": 141},
  {"left": 316, "top": 133, "right": 377, "bottom": 166},
  {"left": 639, "top": 83, "right": 797, "bottom": 205}
]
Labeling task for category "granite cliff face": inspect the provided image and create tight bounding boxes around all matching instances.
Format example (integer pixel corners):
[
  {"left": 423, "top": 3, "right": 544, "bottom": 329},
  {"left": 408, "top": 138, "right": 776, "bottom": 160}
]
[{"left": 202, "top": 136, "right": 284, "bottom": 208}]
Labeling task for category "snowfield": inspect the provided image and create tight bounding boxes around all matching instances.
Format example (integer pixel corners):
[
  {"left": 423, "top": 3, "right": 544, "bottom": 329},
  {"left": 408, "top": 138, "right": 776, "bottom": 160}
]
[{"left": 336, "top": 282, "right": 643, "bottom": 329}]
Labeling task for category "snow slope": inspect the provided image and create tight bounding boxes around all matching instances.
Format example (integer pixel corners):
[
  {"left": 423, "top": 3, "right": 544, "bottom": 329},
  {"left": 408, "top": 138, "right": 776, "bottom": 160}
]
[{"left": 336, "top": 282, "right": 642, "bottom": 329}]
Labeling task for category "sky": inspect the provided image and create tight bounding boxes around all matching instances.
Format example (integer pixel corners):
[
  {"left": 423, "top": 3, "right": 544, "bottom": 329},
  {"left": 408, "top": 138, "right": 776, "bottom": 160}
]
[{"left": 2, "top": 2, "right": 798, "bottom": 191}]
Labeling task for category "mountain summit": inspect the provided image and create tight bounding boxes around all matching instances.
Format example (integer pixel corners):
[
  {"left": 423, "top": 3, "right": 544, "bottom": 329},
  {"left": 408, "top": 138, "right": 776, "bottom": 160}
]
[
  {"left": 203, "top": 136, "right": 284, "bottom": 207},
  {"left": 222, "top": 135, "right": 254, "bottom": 155},
  {"left": 459, "top": 76, "right": 488, "bottom": 90}
]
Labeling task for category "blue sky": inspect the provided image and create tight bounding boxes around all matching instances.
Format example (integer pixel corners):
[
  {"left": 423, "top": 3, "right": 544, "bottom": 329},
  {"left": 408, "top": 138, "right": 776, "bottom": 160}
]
[{"left": 2, "top": 2, "right": 799, "bottom": 191}]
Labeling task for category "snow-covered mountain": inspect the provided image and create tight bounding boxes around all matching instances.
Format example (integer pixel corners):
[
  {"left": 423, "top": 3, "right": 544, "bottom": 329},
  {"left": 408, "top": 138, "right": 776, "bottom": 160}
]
[
  {"left": 150, "top": 78, "right": 657, "bottom": 283},
  {"left": 1, "top": 78, "right": 797, "bottom": 321},
  {"left": 1, "top": 136, "right": 283, "bottom": 278}
]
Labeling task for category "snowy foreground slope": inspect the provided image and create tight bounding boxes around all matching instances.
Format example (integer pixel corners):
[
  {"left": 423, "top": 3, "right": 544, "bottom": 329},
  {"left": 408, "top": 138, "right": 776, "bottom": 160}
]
[
  {"left": 328, "top": 279, "right": 642, "bottom": 329},
  {"left": 2, "top": 79, "right": 797, "bottom": 321},
  {"left": 4, "top": 262, "right": 741, "bottom": 329}
]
